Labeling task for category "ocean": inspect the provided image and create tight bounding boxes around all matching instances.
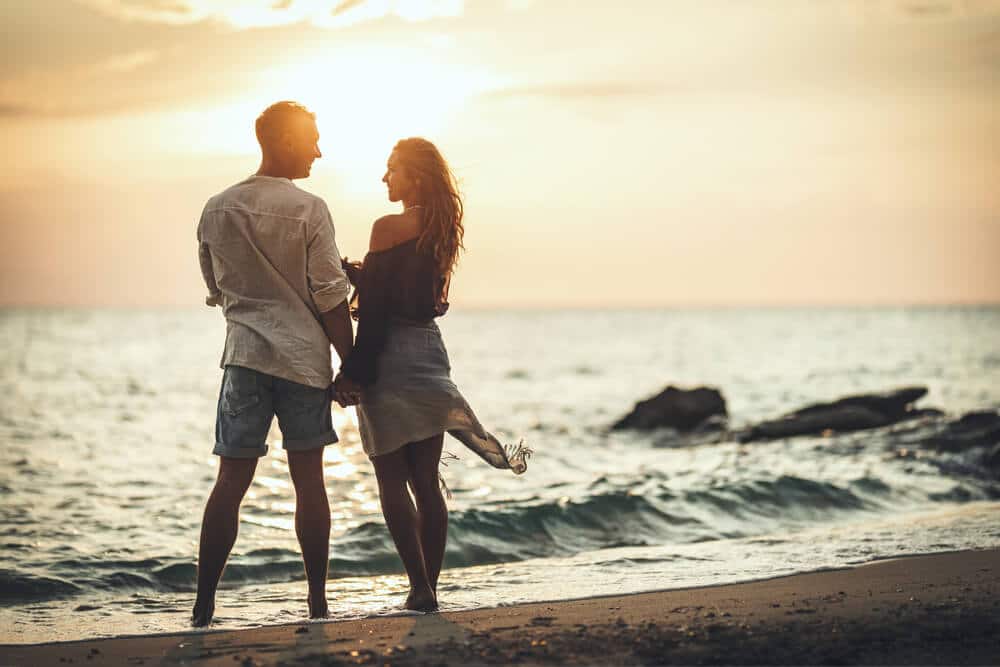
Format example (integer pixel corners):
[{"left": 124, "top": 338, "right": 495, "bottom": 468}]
[{"left": 1, "top": 306, "right": 998, "bottom": 644}]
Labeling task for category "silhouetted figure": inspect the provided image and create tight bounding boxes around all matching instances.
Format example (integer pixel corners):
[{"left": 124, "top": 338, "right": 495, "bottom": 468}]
[
  {"left": 192, "top": 101, "right": 354, "bottom": 626},
  {"left": 334, "top": 138, "right": 530, "bottom": 612}
]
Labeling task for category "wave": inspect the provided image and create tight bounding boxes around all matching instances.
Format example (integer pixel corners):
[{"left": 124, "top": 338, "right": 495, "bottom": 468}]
[
  {"left": 7, "top": 419, "right": 998, "bottom": 606},
  {"left": 0, "top": 570, "right": 81, "bottom": 605},
  {"left": 5, "top": 472, "right": 924, "bottom": 603}
]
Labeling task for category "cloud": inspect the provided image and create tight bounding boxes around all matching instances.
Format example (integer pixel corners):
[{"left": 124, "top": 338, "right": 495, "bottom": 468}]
[
  {"left": 0, "top": 49, "right": 163, "bottom": 118},
  {"left": 895, "top": 0, "right": 1000, "bottom": 20},
  {"left": 97, "top": 49, "right": 159, "bottom": 73},
  {"left": 74, "top": 0, "right": 464, "bottom": 29},
  {"left": 484, "top": 81, "right": 687, "bottom": 102},
  {"left": 0, "top": 103, "right": 34, "bottom": 118},
  {"left": 0, "top": 96, "right": 162, "bottom": 119}
]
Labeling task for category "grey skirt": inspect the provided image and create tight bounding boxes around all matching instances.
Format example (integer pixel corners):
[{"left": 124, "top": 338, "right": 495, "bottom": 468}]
[{"left": 357, "top": 319, "right": 529, "bottom": 474}]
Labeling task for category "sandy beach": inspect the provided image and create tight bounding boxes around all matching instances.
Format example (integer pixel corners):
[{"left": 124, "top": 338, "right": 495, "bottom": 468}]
[{"left": 2, "top": 548, "right": 997, "bottom": 666}]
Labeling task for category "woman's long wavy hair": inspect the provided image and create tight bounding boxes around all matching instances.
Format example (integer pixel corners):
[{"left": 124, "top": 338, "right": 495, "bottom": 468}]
[{"left": 394, "top": 138, "right": 465, "bottom": 284}]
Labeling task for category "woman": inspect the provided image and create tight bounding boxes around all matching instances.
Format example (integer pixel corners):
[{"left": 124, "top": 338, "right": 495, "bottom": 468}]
[{"left": 333, "top": 138, "right": 530, "bottom": 612}]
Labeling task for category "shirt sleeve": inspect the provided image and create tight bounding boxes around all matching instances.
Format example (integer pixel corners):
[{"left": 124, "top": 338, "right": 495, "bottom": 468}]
[
  {"left": 307, "top": 201, "right": 352, "bottom": 313},
  {"left": 196, "top": 212, "right": 222, "bottom": 308}
]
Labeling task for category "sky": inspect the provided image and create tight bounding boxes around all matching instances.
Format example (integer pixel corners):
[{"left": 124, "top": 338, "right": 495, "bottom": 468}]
[{"left": 0, "top": 0, "right": 998, "bottom": 307}]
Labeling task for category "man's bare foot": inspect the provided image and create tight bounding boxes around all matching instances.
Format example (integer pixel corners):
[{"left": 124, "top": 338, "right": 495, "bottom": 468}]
[
  {"left": 191, "top": 599, "right": 215, "bottom": 627},
  {"left": 308, "top": 594, "right": 329, "bottom": 619},
  {"left": 404, "top": 589, "right": 438, "bottom": 612}
]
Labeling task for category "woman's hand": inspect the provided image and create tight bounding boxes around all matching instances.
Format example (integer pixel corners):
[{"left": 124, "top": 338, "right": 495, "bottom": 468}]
[
  {"left": 333, "top": 372, "right": 363, "bottom": 407},
  {"left": 342, "top": 257, "right": 363, "bottom": 285}
]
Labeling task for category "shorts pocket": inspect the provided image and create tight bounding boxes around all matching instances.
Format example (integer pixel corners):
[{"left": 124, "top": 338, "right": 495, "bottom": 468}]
[
  {"left": 283, "top": 383, "right": 325, "bottom": 412},
  {"left": 222, "top": 368, "right": 260, "bottom": 417}
]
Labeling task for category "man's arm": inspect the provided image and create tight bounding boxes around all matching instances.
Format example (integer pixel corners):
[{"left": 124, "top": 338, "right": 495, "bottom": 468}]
[
  {"left": 197, "top": 211, "right": 222, "bottom": 307},
  {"left": 306, "top": 200, "right": 355, "bottom": 384},
  {"left": 198, "top": 242, "right": 222, "bottom": 307},
  {"left": 323, "top": 300, "right": 363, "bottom": 407},
  {"left": 319, "top": 300, "right": 353, "bottom": 367}
]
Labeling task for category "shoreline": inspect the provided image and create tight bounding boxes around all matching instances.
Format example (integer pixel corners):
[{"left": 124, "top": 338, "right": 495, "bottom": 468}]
[
  {"left": 0, "top": 549, "right": 972, "bottom": 647},
  {"left": 3, "top": 548, "right": 997, "bottom": 665}
]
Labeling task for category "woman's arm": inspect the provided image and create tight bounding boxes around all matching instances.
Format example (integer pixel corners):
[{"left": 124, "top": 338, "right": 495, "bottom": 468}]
[
  {"left": 341, "top": 215, "right": 412, "bottom": 387},
  {"left": 339, "top": 260, "right": 388, "bottom": 387},
  {"left": 341, "top": 257, "right": 363, "bottom": 285},
  {"left": 339, "top": 221, "right": 395, "bottom": 387}
]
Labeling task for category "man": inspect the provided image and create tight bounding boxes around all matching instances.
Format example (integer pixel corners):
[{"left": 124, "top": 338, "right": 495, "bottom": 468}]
[{"left": 193, "top": 101, "right": 361, "bottom": 626}]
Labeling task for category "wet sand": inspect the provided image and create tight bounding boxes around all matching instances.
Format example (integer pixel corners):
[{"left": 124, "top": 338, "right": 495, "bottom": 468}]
[{"left": 2, "top": 548, "right": 998, "bottom": 666}]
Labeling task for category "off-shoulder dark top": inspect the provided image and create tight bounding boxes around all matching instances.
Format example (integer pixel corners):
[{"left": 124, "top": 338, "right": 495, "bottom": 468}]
[{"left": 339, "top": 237, "right": 449, "bottom": 386}]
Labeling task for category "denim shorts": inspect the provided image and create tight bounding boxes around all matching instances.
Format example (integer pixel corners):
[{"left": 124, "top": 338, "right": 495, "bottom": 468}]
[{"left": 214, "top": 365, "right": 338, "bottom": 458}]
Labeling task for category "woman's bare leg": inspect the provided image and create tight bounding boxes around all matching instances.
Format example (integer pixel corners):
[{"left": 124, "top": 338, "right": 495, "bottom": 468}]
[
  {"left": 406, "top": 434, "right": 447, "bottom": 593},
  {"left": 371, "top": 448, "right": 437, "bottom": 611}
]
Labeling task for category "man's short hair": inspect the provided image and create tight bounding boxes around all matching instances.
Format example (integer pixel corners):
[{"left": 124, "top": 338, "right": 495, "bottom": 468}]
[{"left": 255, "top": 101, "right": 315, "bottom": 152}]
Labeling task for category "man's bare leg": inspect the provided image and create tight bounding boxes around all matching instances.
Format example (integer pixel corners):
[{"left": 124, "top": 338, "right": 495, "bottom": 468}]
[
  {"left": 192, "top": 456, "right": 258, "bottom": 626},
  {"left": 287, "top": 447, "right": 331, "bottom": 618}
]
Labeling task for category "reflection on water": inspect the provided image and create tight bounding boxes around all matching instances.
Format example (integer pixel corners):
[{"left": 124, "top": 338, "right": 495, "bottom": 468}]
[
  {"left": 0, "top": 306, "right": 999, "bottom": 643},
  {"left": 240, "top": 442, "right": 376, "bottom": 535}
]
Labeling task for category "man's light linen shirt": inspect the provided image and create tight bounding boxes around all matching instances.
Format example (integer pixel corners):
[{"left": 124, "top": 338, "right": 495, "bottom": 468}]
[{"left": 197, "top": 175, "right": 352, "bottom": 389}]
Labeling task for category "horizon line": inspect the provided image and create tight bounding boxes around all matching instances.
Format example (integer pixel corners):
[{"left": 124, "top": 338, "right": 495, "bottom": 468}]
[{"left": 2, "top": 301, "right": 999, "bottom": 312}]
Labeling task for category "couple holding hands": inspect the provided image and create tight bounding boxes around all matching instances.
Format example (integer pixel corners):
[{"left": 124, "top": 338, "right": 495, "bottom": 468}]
[{"left": 192, "top": 101, "right": 529, "bottom": 626}]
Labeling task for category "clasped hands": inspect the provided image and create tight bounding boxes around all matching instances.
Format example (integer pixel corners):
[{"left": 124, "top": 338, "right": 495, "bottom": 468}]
[
  {"left": 332, "top": 372, "right": 362, "bottom": 407},
  {"left": 341, "top": 257, "right": 362, "bottom": 284}
]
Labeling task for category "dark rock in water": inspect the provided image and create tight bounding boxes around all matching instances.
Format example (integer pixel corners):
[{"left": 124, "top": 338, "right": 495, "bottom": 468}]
[
  {"left": 929, "top": 410, "right": 1000, "bottom": 453},
  {"left": 612, "top": 386, "right": 727, "bottom": 431},
  {"left": 906, "top": 407, "right": 946, "bottom": 418},
  {"left": 741, "top": 406, "right": 891, "bottom": 441},
  {"left": 786, "top": 386, "right": 927, "bottom": 421},
  {"left": 736, "top": 386, "right": 931, "bottom": 443},
  {"left": 652, "top": 415, "right": 730, "bottom": 448}
]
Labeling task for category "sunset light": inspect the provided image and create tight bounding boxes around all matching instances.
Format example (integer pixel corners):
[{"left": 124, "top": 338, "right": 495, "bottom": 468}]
[
  {"left": 251, "top": 46, "right": 499, "bottom": 171},
  {"left": 2, "top": 2, "right": 1000, "bottom": 661},
  {"left": 2, "top": 1, "right": 996, "bottom": 307}
]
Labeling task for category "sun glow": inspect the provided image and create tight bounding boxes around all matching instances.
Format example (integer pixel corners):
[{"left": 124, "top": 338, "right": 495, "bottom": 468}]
[
  {"left": 187, "top": 45, "right": 501, "bottom": 191},
  {"left": 259, "top": 47, "right": 492, "bottom": 174}
]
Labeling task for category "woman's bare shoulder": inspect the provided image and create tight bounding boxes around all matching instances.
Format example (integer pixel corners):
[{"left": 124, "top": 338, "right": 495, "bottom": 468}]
[
  {"left": 369, "top": 215, "right": 402, "bottom": 252},
  {"left": 369, "top": 214, "right": 420, "bottom": 252}
]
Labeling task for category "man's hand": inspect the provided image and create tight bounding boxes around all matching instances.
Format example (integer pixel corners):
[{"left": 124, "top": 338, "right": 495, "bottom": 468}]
[{"left": 333, "top": 373, "right": 362, "bottom": 407}]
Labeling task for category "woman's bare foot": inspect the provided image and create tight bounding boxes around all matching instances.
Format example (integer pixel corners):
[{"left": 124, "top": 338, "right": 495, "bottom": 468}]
[
  {"left": 405, "top": 588, "right": 438, "bottom": 612},
  {"left": 191, "top": 599, "right": 215, "bottom": 627}
]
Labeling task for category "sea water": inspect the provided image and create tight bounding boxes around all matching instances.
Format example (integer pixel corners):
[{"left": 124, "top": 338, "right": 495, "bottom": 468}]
[{"left": 1, "top": 306, "right": 998, "bottom": 643}]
